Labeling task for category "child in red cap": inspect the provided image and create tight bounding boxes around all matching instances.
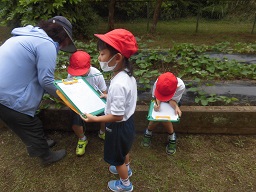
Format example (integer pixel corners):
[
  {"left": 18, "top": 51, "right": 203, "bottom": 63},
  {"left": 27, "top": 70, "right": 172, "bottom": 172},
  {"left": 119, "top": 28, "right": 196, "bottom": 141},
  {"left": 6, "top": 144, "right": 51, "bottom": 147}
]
[
  {"left": 67, "top": 50, "right": 107, "bottom": 156},
  {"left": 142, "top": 72, "right": 186, "bottom": 155},
  {"left": 80, "top": 29, "right": 138, "bottom": 191}
]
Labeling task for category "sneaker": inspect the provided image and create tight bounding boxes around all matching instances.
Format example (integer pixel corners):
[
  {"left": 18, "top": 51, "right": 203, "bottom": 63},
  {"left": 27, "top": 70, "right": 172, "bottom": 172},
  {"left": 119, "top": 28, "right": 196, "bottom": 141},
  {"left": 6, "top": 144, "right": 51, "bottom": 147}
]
[
  {"left": 109, "top": 165, "right": 133, "bottom": 177},
  {"left": 166, "top": 140, "right": 176, "bottom": 155},
  {"left": 108, "top": 180, "right": 133, "bottom": 192},
  {"left": 40, "top": 149, "right": 66, "bottom": 165},
  {"left": 98, "top": 132, "right": 105, "bottom": 140},
  {"left": 76, "top": 139, "right": 88, "bottom": 156},
  {"left": 141, "top": 134, "right": 152, "bottom": 147}
]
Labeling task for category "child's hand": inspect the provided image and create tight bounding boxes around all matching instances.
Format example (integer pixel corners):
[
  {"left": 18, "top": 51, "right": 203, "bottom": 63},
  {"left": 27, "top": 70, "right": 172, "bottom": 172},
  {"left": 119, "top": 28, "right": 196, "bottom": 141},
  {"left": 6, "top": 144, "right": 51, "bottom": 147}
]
[
  {"left": 80, "top": 113, "right": 97, "bottom": 122},
  {"left": 100, "top": 93, "right": 107, "bottom": 99},
  {"left": 153, "top": 98, "right": 160, "bottom": 111},
  {"left": 154, "top": 104, "right": 160, "bottom": 111},
  {"left": 175, "top": 107, "right": 182, "bottom": 117},
  {"left": 169, "top": 100, "right": 182, "bottom": 117}
]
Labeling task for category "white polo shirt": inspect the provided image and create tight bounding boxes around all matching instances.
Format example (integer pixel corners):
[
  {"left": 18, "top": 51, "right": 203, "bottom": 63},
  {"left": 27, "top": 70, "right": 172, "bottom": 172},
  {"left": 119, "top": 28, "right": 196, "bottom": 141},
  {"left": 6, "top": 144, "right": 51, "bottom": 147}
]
[
  {"left": 68, "top": 67, "right": 107, "bottom": 92},
  {"left": 152, "top": 77, "right": 185, "bottom": 102},
  {"left": 105, "top": 71, "right": 137, "bottom": 121}
]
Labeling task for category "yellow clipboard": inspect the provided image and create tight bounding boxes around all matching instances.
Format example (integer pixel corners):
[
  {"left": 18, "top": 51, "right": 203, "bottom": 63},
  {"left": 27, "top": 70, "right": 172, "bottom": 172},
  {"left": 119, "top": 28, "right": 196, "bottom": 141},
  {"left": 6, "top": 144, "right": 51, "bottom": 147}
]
[
  {"left": 56, "top": 90, "right": 80, "bottom": 115},
  {"left": 54, "top": 77, "right": 106, "bottom": 117}
]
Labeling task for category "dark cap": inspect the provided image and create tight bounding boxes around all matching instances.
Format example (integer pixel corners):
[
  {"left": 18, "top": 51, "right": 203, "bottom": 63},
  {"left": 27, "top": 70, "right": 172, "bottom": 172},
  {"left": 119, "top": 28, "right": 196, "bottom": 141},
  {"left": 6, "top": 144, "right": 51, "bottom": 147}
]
[{"left": 48, "top": 16, "right": 77, "bottom": 53}]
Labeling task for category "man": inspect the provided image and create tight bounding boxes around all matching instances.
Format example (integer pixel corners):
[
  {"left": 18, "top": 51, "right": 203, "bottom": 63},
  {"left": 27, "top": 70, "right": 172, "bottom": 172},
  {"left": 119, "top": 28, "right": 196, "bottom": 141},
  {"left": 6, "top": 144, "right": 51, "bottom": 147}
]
[{"left": 0, "top": 16, "right": 76, "bottom": 165}]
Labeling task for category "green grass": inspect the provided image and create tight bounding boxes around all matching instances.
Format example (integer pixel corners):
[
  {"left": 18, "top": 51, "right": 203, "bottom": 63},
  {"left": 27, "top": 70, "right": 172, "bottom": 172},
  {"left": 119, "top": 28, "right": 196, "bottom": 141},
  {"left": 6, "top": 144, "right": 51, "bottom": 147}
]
[
  {"left": 1, "top": 18, "right": 255, "bottom": 47},
  {"left": 1, "top": 126, "right": 256, "bottom": 192},
  {"left": 97, "top": 18, "right": 256, "bottom": 48}
]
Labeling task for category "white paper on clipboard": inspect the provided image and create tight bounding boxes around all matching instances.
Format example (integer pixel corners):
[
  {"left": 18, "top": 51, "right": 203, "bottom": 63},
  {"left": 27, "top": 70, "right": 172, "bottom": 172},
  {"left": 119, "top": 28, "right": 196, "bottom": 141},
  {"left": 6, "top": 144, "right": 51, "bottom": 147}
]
[
  {"left": 56, "top": 78, "right": 105, "bottom": 114},
  {"left": 151, "top": 102, "right": 179, "bottom": 121}
]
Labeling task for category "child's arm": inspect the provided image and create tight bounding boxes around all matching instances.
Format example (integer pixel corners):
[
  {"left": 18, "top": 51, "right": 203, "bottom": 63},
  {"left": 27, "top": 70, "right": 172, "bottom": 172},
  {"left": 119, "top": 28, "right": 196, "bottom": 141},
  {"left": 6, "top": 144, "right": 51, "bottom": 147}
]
[
  {"left": 154, "top": 97, "right": 161, "bottom": 112},
  {"left": 80, "top": 113, "right": 123, "bottom": 123},
  {"left": 169, "top": 100, "right": 182, "bottom": 117}
]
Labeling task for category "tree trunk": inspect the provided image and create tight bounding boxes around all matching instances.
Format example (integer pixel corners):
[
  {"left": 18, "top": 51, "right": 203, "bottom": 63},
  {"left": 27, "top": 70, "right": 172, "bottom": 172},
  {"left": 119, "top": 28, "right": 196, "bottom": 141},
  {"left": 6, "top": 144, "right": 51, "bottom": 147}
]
[
  {"left": 108, "top": 0, "right": 116, "bottom": 31},
  {"left": 150, "top": 0, "right": 163, "bottom": 34}
]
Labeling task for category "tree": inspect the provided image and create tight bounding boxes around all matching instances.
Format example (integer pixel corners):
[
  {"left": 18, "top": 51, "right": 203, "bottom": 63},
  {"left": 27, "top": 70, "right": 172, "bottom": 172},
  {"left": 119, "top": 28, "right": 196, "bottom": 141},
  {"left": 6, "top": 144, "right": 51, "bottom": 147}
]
[
  {"left": 108, "top": 0, "right": 116, "bottom": 31},
  {"left": 150, "top": 0, "right": 163, "bottom": 34},
  {"left": 0, "top": 0, "right": 100, "bottom": 39}
]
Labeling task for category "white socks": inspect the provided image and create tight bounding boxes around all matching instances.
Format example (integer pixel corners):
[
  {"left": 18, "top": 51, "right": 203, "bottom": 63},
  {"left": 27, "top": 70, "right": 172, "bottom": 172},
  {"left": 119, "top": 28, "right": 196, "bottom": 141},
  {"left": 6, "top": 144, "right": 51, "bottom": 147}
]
[
  {"left": 168, "top": 132, "right": 176, "bottom": 141},
  {"left": 121, "top": 177, "right": 130, "bottom": 186},
  {"left": 145, "top": 129, "right": 152, "bottom": 136},
  {"left": 99, "top": 130, "right": 104, "bottom": 135},
  {"left": 80, "top": 136, "right": 87, "bottom": 141}
]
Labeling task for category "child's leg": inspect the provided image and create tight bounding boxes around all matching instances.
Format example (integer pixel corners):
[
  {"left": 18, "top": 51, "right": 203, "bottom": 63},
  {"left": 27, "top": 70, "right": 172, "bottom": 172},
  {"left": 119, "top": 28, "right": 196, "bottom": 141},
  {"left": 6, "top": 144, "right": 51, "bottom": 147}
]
[
  {"left": 98, "top": 122, "right": 105, "bottom": 140},
  {"left": 108, "top": 155, "right": 133, "bottom": 191},
  {"left": 116, "top": 154, "right": 131, "bottom": 182},
  {"left": 147, "top": 121, "right": 159, "bottom": 131},
  {"left": 107, "top": 117, "right": 134, "bottom": 191},
  {"left": 72, "top": 124, "right": 88, "bottom": 156},
  {"left": 116, "top": 163, "right": 129, "bottom": 179},
  {"left": 71, "top": 110, "right": 88, "bottom": 156},
  {"left": 162, "top": 121, "right": 174, "bottom": 135},
  {"left": 72, "top": 124, "right": 85, "bottom": 139},
  {"left": 162, "top": 122, "right": 176, "bottom": 155},
  {"left": 109, "top": 154, "right": 132, "bottom": 177},
  {"left": 141, "top": 121, "right": 159, "bottom": 147}
]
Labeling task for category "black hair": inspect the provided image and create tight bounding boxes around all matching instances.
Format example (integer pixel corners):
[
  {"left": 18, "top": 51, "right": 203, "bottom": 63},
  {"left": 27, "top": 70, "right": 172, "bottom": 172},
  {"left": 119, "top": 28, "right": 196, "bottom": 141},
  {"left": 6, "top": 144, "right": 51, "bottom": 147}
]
[
  {"left": 97, "top": 39, "right": 134, "bottom": 76},
  {"left": 37, "top": 20, "right": 69, "bottom": 45}
]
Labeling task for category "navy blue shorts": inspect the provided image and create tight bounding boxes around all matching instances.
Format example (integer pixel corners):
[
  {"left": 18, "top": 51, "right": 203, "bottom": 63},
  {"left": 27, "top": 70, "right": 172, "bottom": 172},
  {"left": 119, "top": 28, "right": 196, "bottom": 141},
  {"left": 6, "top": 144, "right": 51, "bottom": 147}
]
[
  {"left": 70, "top": 110, "right": 104, "bottom": 127},
  {"left": 104, "top": 115, "right": 135, "bottom": 166},
  {"left": 70, "top": 110, "right": 84, "bottom": 126}
]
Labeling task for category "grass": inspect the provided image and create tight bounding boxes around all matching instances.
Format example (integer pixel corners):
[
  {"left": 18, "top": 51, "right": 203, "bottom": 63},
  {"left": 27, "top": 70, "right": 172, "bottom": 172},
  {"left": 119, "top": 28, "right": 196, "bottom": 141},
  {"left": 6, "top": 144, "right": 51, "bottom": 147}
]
[
  {"left": 1, "top": 18, "right": 255, "bottom": 47},
  {"left": 97, "top": 18, "right": 256, "bottom": 48},
  {"left": 1, "top": 126, "right": 256, "bottom": 192}
]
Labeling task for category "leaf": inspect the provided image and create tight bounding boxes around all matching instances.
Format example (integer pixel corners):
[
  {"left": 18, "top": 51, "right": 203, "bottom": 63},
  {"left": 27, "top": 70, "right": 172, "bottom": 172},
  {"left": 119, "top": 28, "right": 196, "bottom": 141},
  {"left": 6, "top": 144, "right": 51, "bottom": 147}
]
[{"left": 201, "top": 99, "right": 208, "bottom": 106}]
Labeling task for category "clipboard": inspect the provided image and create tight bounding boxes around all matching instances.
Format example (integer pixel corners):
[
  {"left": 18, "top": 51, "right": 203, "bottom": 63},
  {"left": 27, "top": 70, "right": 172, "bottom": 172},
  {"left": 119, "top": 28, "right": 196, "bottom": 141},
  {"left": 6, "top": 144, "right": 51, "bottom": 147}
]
[
  {"left": 147, "top": 100, "right": 180, "bottom": 122},
  {"left": 54, "top": 77, "right": 106, "bottom": 117}
]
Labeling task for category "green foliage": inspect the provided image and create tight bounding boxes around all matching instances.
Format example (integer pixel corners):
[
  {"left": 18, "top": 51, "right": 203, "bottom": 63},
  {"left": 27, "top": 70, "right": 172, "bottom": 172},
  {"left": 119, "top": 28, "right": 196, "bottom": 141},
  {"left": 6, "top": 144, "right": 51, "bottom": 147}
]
[
  {"left": 188, "top": 86, "right": 239, "bottom": 106},
  {"left": 0, "top": 0, "right": 79, "bottom": 26},
  {"left": 0, "top": 0, "right": 100, "bottom": 39},
  {"left": 37, "top": 94, "right": 64, "bottom": 113},
  {"left": 172, "top": 43, "right": 256, "bottom": 81},
  {"left": 90, "top": 0, "right": 150, "bottom": 21},
  {"left": 52, "top": 40, "right": 255, "bottom": 106},
  {"left": 132, "top": 51, "right": 160, "bottom": 90}
]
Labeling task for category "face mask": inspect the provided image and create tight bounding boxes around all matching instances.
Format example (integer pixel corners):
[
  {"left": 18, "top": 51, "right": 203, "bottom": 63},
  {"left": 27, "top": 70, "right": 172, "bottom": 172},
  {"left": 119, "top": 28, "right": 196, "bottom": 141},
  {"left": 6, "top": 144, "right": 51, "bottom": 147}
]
[{"left": 99, "top": 55, "right": 117, "bottom": 72}]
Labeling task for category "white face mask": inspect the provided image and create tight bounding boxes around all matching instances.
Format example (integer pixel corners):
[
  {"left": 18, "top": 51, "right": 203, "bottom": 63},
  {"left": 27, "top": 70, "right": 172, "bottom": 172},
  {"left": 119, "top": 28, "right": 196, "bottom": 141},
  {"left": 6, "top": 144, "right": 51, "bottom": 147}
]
[{"left": 99, "top": 55, "right": 117, "bottom": 72}]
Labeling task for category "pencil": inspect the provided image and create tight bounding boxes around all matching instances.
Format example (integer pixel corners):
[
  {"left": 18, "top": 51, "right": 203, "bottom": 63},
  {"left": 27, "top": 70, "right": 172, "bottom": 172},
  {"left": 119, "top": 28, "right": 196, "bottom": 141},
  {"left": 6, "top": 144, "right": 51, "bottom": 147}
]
[
  {"left": 94, "top": 84, "right": 103, "bottom": 95},
  {"left": 154, "top": 97, "right": 158, "bottom": 106}
]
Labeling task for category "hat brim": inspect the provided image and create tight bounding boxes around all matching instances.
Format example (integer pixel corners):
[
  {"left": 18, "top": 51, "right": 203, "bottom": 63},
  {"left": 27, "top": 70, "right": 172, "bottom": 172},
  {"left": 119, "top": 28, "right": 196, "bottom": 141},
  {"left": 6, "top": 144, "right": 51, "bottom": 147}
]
[
  {"left": 94, "top": 34, "right": 121, "bottom": 53},
  {"left": 61, "top": 27, "right": 77, "bottom": 53},
  {"left": 67, "top": 67, "right": 89, "bottom": 76},
  {"left": 154, "top": 89, "right": 175, "bottom": 102}
]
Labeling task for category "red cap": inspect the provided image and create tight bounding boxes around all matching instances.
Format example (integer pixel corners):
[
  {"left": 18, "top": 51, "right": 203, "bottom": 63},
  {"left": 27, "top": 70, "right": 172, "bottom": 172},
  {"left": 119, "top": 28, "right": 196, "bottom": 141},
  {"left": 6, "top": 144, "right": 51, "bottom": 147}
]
[
  {"left": 94, "top": 28, "right": 138, "bottom": 58},
  {"left": 68, "top": 51, "right": 91, "bottom": 76},
  {"left": 154, "top": 72, "right": 178, "bottom": 101}
]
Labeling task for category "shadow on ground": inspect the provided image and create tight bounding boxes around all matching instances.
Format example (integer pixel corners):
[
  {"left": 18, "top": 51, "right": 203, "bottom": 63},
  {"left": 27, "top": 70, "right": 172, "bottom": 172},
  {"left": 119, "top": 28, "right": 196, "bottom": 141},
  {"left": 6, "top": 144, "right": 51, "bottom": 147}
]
[{"left": 0, "top": 126, "right": 256, "bottom": 192}]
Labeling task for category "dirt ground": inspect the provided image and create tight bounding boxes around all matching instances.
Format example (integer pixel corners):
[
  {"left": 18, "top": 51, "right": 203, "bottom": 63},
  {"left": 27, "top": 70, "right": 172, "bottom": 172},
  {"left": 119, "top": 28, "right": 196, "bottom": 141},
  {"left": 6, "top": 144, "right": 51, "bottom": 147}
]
[{"left": 0, "top": 125, "right": 256, "bottom": 192}]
